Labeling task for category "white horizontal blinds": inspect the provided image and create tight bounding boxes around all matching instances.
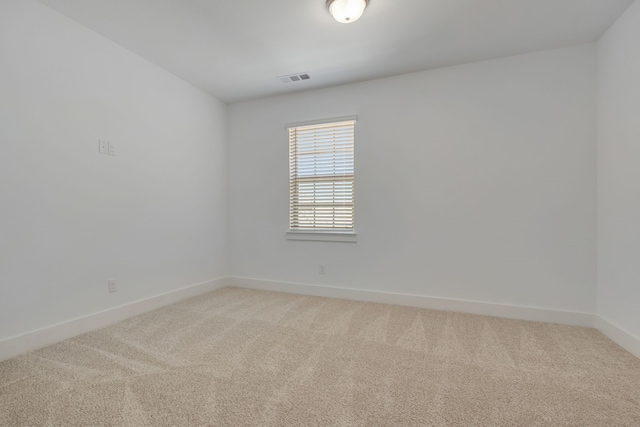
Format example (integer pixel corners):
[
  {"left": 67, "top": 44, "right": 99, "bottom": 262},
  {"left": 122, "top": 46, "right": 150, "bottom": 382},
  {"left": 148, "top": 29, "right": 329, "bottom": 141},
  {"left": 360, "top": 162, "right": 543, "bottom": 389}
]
[{"left": 289, "top": 120, "right": 355, "bottom": 231}]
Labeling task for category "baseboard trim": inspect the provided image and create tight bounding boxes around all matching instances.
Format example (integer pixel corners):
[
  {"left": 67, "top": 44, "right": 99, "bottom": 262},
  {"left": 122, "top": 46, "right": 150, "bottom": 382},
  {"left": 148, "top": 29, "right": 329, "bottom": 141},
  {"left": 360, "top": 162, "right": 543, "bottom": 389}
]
[
  {"left": 230, "top": 277, "right": 595, "bottom": 327},
  {"left": 4, "top": 277, "right": 615, "bottom": 363},
  {"left": 595, "top": 316, "right": 640, "bottom": 359},
  {"left": 0, "top": 277, "right": 228, "bottom": 362}
]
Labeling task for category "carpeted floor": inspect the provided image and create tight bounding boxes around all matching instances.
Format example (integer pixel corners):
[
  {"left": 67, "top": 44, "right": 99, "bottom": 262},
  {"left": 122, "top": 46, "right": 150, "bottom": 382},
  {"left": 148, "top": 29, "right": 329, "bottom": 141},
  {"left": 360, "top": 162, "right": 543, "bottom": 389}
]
[{"left": 1, "top": 287, "right": 639, "bottom": 426}]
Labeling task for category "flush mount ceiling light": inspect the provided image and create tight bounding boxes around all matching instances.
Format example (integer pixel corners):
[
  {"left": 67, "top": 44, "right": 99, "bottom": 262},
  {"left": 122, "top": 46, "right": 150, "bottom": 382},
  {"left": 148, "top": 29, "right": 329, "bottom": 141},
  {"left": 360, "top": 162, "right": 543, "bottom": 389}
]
[{"left": 327, "top": 0, "right": 369, "bottom": 24}]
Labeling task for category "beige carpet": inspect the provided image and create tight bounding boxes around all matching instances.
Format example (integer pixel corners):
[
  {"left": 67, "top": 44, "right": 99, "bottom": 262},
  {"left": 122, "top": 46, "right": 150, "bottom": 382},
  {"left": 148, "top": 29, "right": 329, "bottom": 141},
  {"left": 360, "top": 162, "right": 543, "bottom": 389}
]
[{"left": 1, "top": 287, "right": 639, "bottom": 426}]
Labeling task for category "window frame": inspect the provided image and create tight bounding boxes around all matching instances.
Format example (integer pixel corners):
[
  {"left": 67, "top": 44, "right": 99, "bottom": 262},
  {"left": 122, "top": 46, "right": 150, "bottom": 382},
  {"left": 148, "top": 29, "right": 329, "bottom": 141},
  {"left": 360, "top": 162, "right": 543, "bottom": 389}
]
[{"left": 286, "top": 115, "right": 357, "bottom": 243}]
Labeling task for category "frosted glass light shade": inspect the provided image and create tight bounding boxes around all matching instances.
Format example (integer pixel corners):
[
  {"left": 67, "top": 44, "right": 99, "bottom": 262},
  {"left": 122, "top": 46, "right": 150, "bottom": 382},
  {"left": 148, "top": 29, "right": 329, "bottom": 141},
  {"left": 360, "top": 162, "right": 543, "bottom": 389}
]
[{"left": 327, "top": 0, "right": 368, "bottom": 24}]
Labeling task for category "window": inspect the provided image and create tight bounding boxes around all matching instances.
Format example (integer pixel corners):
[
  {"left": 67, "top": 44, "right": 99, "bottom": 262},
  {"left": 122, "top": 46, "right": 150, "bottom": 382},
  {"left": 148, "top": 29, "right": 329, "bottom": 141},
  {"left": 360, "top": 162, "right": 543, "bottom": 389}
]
[{"left": 287, "top": 117, "right": 356, "bottom": 242}]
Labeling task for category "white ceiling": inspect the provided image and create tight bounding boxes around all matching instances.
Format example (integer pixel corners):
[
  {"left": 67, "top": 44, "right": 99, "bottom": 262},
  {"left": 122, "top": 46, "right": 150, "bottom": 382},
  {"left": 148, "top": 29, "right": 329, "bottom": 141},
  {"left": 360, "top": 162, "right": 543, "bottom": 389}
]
[{"left": 37, "top": 0, "right": 634, "bottom": 104}]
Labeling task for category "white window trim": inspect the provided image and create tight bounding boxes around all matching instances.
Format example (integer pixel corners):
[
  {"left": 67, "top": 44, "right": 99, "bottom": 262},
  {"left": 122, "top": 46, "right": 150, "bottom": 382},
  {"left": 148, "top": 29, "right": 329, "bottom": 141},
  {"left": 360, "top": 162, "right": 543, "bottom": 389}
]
[
  {"left": 286, "top": 230, "right": 357, "bottom": 243},
  {"left": 285, "top": 115, "right": 358, "bottom": 129},
  {"left": 286, "top": 115, "right": 358, "bottom": 243}
]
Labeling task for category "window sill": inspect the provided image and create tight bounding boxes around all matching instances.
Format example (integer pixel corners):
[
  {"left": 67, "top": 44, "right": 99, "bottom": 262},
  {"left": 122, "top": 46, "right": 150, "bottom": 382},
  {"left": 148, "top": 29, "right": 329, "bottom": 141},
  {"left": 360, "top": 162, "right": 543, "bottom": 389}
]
[{"left": 286, "top": 231, "right": 357, "bottom": 243}]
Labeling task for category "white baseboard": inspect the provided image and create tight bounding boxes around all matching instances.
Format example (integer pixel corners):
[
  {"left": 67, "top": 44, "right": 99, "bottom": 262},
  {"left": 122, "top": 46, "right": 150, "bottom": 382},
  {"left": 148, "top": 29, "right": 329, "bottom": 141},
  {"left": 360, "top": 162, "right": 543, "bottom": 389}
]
[
  {"left": 230, "top": 277, "right": 595, "bottom": 328},
  {"left": 0, "top": 277, "right": 228, "bottom": 362},
  {"left": 12, "top": 276, "right": 634, "bottom": 364},
  {"left": 595, "top": 316, "right": 640, "bottom": 359}
]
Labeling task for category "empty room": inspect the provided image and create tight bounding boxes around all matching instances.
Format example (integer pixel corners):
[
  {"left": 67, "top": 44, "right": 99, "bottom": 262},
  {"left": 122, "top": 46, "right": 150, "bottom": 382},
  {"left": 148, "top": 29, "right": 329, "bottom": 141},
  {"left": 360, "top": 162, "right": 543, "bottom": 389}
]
[{"left": 1, "top": 0, "right": 639, "bottom": 425}]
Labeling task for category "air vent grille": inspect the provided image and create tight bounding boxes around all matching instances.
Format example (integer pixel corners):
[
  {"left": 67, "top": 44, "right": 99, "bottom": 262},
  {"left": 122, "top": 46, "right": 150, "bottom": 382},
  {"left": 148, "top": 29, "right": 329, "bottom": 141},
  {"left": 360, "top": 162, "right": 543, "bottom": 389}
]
[{"left": 278, "top": 73, "right": 311, "bottom": 83}]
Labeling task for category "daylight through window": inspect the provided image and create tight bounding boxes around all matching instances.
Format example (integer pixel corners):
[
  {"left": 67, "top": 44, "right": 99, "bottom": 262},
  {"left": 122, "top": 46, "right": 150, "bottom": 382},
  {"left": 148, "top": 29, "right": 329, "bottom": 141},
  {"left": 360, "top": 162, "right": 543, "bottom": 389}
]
[{"left": 288, "top": 119, "right": 355, "bottom": 232}]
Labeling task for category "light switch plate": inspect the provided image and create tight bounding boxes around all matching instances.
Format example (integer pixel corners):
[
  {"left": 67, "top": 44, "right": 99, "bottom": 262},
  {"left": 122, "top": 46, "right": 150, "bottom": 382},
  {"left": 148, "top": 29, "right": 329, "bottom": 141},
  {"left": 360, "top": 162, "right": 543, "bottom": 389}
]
[
  {"left": 108, "top": 142, "right": 116, "bottom": 156},
  {"left": 99, "top": 140, "right": 108, "bottom": 154}
]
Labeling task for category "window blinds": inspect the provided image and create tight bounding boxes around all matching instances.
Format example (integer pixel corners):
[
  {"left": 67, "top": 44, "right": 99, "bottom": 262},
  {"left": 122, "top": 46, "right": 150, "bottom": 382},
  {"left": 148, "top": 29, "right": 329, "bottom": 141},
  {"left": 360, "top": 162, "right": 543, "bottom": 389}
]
[{"left": 289, "top": 120, "right": 355, "bottom": 231}]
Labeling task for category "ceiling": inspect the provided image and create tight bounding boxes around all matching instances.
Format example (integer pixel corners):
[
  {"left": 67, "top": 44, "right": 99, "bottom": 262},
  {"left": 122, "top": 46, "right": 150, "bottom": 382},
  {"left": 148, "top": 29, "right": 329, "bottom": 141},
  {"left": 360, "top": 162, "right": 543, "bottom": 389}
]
[{"left": 37, "top": 0, "right": 634, "bottom": 104}]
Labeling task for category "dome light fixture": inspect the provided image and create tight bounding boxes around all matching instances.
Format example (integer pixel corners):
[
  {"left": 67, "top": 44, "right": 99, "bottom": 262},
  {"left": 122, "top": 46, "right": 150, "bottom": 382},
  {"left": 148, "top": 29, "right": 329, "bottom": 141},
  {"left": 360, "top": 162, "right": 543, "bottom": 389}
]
[{"left": 327, "top": 0, "right": 369, "bottom": 24}]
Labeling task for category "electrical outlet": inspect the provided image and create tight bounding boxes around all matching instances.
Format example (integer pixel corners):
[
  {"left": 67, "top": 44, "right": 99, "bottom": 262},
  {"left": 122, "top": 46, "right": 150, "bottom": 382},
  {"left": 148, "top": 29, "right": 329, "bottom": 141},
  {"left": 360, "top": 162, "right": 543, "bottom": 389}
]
[
  {"left": 108, "top": 279, "right": 117, "bottom": 293},
  {"left": 319, "top": 264, "right": 326, "bottom": 274},
  {"left": 108, "top": 142, "right": 116, "bottom": 156},
  {"left": 99, "top": 140, "right": 109, "bottom": 154}
]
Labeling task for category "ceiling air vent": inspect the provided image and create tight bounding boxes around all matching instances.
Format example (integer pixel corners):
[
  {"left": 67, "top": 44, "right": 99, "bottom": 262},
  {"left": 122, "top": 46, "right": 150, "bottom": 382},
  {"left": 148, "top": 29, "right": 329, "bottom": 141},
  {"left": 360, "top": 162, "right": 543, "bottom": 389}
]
[{"left": 278, "top": 73, "right": 310, "bottom": 83}]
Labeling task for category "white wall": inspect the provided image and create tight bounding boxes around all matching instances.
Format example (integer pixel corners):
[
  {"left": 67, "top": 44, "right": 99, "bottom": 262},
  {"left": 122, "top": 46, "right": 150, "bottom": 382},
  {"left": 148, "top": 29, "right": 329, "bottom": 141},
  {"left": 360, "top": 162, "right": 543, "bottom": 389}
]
[
  {"left": 0, "top": 0, "right": 605, "bottom": 347},
  {"left": 228, "top": 44, "right": 597, "bottom": 313},
  {"left": 597, "top": 0, "right": 640, "bottom": 340},
  {"left": 0, "top": 0, "right": 227, "bottom": 342}
]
